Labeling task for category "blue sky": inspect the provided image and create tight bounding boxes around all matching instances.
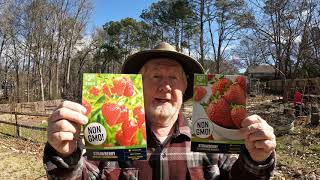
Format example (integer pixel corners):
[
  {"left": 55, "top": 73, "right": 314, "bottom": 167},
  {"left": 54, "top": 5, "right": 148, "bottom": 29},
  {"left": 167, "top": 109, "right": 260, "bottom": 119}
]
[{"left": 88, "top": 0, "right": 158, "bottom": 31}]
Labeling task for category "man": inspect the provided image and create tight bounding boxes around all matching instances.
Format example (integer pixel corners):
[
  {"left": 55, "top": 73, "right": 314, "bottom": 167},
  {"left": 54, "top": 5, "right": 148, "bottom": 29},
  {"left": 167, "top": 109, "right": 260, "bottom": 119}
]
[{"left": 44, "top": 42, "right": 276, "bottom": 179}]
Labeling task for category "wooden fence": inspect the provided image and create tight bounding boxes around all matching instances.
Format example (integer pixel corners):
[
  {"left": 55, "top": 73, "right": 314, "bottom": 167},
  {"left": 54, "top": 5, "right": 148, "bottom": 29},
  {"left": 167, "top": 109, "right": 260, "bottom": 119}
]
[{"left": 0, "top": 100, "right": 62, "bottom": 142}]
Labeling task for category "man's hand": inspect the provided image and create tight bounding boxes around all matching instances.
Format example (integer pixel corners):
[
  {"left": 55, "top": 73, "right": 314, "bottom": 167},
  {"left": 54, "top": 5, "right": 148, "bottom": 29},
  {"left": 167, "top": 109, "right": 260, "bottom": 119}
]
[
  {"left": 47, "top": 101, "right": 88, "bottom": 157},
  {"left": 240, "top": 115, "right": 276, "bottom": 162}
]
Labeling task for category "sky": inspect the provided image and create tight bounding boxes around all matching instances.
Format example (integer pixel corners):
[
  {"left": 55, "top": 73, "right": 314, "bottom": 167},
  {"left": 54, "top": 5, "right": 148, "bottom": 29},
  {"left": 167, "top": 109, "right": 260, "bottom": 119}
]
[{"left": 88, "top": 0, "right": 158, "bottom": 32}]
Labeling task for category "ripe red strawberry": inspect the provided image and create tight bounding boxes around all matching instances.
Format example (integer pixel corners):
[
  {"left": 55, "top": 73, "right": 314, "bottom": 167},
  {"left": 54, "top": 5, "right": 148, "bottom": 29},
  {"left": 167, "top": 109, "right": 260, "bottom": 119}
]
[
  {"left": 89, "top": 86, "right": 100, "bottom": 96},
  {"left": 194, "top": 86, "right": 207, "bottom": 101},
  {"left": 208, "top": 74, "right": 215, "bottom": 81},
  {"left": 223, "top": 84, "right": 246, "bottom": 105},
  {"left": 235, "top": 76, "right": 246, "bottom": 91},
  {"left": 101, "top": 103, "right": 121, "bottom": 126},
  {"left": 212, "top": 78, "right": 232, "bottom": 96},
  {"left": 123, "top": 77, "right": 134, "bottom": 97},
  {"left": 116, "top": 130, "right": 130, "bottom": 146},
  {"left": 111, "top": 77, "right": 127, "bottom": 96},
  {"left": 102, "top": 84, "right": 111, "bottom": 97},
  {"left": 122, "top": 119, "right": 138, "bottom": 139},
  {"left": 82, "top": 99, "right": 91, "bottom": 116},
  {"left": 206, "top": 98, "right": 235, "bottom": 128},
  {"left": 133, "top": 106, "right": 145, "bottom": 127},
  {"left": 117, "top": 105, "right": 129, "bottom": 124},
  {"left": 231, "top": 106, "right": 248, "bottom": 128}
]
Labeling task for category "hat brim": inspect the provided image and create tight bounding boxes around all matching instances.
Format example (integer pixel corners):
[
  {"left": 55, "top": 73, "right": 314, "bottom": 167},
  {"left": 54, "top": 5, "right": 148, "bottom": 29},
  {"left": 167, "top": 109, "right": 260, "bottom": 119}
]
[{"left": 121, "top": 49, "right": 204, "bottom": 101}]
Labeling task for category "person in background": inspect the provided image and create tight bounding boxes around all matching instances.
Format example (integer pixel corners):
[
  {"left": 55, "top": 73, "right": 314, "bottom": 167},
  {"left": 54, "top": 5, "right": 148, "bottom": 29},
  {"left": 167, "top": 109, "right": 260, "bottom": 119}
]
[
  {"left": 294, "top": 88, "right": 303, "bottom": 116},
  {"left": 43, "top": 42, "right": 276, "bottom": 179}
]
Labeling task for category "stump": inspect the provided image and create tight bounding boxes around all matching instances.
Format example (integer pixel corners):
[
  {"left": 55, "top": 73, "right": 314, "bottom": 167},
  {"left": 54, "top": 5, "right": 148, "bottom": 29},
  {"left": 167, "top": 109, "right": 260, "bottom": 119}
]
[
  {"left": 284, "top": 108, "right": 295, "bottom": 117},
  {"left": 294, "top": 115, "right": 310, "bottom": 126},
  {"left": 311, "top": 113, "right": 319, "bottom": 126}
]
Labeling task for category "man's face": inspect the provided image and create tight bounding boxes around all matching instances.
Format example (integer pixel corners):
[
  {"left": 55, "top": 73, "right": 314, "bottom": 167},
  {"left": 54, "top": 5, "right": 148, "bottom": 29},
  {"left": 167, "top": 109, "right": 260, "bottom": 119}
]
[{"left": 140, "top": 58, "right": 187, "bottom": 126}]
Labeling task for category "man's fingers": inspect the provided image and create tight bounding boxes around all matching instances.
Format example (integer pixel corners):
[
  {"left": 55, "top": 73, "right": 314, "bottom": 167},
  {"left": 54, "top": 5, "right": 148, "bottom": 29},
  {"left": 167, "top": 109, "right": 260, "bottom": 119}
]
[
  {"left": 254, "top": 140, "right": 276, "bottom": 153},
  {"left": 50, "top": 131, "right": 75, "bottom": 142},
  {"left": 48, "top": 120, "right": 80, "bottom": 134},
  {"left": 49, "top": 107, "right": 88, "bottom": 125},
  {"left": 241, "top": 114, "right": 264, "bottom": 128},
  {"left": 247, "top": 127, "right": 275, "bottom": 142},
  {"left": 240, "top": 121, "right": 273, "bottom": 138},
  {"left": 57, "top": 101, "right": 87, "bottom": 114}
]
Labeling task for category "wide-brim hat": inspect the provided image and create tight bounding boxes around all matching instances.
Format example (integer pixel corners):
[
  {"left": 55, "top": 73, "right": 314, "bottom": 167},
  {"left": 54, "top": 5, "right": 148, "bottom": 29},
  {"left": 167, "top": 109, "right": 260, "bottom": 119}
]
[{"left": 121, "top": 42, "right": 204, "bottom": 102}]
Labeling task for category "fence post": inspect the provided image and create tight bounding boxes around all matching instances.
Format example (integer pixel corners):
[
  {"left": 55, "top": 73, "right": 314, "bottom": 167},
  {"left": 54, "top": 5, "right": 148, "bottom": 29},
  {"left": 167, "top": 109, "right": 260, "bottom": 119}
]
[{"left": 14, "top": 104, "right": 20, "bottom": 137}]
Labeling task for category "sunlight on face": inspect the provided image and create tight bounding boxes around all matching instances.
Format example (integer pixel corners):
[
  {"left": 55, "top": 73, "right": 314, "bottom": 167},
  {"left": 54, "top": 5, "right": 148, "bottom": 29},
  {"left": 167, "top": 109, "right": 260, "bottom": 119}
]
[{"left": 140, "top": 58, "right": 187, "bottom": 126}]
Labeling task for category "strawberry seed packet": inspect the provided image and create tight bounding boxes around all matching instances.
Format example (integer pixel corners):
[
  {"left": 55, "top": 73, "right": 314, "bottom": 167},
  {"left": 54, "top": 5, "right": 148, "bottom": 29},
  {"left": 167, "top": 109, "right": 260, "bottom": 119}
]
[
  {"left": 82, "top": 73, "right": 147, "bottom": 160},
  {"left": 191, "top": 74, "right": 247, "bottom": 153}
]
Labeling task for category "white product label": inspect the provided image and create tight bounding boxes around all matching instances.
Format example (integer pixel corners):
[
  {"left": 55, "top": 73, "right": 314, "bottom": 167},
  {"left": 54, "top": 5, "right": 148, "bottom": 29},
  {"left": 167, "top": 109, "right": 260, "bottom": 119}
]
[
  {"left": 192, "top": 118, "right": 213, "bottom": 138},
  {"left": 84, "top": 123, "right": 107, "bottom": 145}
]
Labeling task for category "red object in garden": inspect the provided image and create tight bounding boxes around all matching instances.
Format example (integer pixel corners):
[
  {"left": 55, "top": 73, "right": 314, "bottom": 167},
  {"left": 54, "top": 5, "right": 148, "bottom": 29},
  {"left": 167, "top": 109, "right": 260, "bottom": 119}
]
[{"left": 294, "top": 90, "right": 303, "bottom": 105}]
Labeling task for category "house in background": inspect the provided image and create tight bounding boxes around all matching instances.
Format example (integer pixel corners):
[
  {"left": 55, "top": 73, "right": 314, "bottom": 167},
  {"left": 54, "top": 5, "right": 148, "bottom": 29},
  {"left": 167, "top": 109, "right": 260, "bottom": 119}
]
[{"left": 245, "top": 65, "right": 276, "bottom": 94}]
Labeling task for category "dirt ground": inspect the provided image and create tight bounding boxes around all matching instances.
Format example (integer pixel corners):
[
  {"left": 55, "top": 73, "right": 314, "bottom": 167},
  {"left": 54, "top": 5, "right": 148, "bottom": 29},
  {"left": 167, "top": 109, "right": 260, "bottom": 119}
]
[
  {"left": 0, "top": 96, "right": 319, "bottom": 179},
  {"left": 0, "top": 134, "right": 46, "bottom": 179}
]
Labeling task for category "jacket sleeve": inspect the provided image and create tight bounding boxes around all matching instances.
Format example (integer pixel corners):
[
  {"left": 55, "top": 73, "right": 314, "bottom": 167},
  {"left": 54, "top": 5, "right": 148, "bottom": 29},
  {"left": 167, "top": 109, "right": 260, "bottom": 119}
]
[
  {"left": 228, "top": 149, "right": 276, "bottom": 179},
  {"left": 43, "top": 142, "right": 101, "bottom": 180}
]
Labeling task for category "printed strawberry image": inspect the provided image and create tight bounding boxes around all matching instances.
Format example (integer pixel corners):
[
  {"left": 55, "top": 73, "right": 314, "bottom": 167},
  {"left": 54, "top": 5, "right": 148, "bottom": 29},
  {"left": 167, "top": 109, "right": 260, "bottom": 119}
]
[
  {"left": 123, "top": 77, "right": 134, "bottom": 97},
  {"left": 206, "top": 98, "right": 235, "bottom": 128},
  {"left": 212, "top": 78, "right": 232, "bottom": 97},
  {"left": 89, "top": 86, "right": 100, "bottom": 96},
  {"left": 101, "top": 103, "right": 123, "bottom": 126},
  {"left": 140, "top": 125, "right": 146, "bottom": 140},
  {"left": 194, "top": 86, "right": 207, "bottom": 102},
  {"left": 82, "top": 99, "right": 91, "bottom": 116},
  {"left": 230, "top": 105, "right": 248, "bottom": 128},
  {"left": 208, "top": 74, "right": 215, "bottom": 81},
  {"left": 102, "top": 84, "right": 111, "bottom": 97},
  {"left": 116, "top": 119, "right": 138, "bottom": 146},
  {"left": 111, "top": 77, "right": 127, "bottom": 96},
  {"left": 133, "top": 105, "right": 145, "bottom": 127},
  {"left": 223, "top": 84, "right": 246, "bottom": 105},
  {"left": 235, "top": 76, "right": 246, "bottom": 91},
  {"left": 118, "top": 105, "right": 129, "bottom": 124}
]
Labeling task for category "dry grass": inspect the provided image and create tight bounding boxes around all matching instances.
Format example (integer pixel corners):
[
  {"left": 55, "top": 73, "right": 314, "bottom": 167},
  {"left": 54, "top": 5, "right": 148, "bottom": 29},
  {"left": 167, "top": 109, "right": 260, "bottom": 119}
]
[{"left": 0, "top": 134, "right": 46, "bottom": 179}]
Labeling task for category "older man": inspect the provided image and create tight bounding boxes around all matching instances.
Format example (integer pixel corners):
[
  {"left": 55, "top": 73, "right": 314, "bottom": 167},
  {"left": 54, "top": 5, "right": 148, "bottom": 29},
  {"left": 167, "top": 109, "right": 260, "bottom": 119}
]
[{"left": 44, "top": 42, "right": 276, "bottom": 179}]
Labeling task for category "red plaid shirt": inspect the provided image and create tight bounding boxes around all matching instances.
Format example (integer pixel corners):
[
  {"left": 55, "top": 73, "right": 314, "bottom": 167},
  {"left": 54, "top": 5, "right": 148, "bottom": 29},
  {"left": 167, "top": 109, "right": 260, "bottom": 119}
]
[{"left": 44, "top": 112, "right": 275, "bottom": 180}]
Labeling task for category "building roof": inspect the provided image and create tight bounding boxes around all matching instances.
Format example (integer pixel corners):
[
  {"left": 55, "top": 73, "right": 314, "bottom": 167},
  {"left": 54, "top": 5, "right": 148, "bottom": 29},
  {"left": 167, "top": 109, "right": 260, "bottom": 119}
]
[{"left": 247, "top": 65, "right": 275, "bottom": 74}]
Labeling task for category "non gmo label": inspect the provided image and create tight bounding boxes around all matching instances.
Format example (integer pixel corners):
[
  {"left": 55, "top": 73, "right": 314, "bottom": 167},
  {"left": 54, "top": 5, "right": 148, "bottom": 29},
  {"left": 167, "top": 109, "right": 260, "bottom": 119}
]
[
  {"left": 84, "top": 123, "right": 107, "bottom": 145},
  {"left": 192, "top": 118, "right": 213, "bottom": 138}
]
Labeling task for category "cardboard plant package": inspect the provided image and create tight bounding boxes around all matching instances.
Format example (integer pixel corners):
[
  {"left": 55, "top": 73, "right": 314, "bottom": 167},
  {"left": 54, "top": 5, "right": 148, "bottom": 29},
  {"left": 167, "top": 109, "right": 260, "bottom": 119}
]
[
  {"left": 82, "top": 73, "right": 147, "bottom": 161},
  {"left": 191, "top": 74, "right": 247, "bottom": 153}
]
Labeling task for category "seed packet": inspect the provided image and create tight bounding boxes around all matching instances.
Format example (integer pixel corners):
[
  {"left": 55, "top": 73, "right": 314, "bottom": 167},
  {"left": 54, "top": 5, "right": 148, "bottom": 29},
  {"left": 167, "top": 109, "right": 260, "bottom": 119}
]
[
  {"left": 191, "top": 74, "right": 247, "bottom": 153},
  {"left": 82, "top": 73, "right": 147, "bottom": 160}
]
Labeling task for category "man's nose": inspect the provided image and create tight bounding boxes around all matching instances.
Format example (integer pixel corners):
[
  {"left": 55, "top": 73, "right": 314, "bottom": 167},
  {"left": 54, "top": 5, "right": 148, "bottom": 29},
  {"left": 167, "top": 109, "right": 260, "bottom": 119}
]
[{"left": 158, "top": 78, "right": 172, "bottom": 92}]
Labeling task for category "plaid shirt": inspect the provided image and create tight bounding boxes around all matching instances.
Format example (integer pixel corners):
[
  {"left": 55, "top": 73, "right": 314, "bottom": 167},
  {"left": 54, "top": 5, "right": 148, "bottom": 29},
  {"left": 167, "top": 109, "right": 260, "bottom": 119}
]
[{"left": 44, "top": 112, "right": 275, "bottom": 180}]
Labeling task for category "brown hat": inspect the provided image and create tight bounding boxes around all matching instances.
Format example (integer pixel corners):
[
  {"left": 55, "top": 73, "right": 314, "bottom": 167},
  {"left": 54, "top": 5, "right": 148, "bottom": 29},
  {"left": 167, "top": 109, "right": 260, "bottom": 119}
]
[{"left": 121, "top": 42, "right": 204, "bottom": 101}]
